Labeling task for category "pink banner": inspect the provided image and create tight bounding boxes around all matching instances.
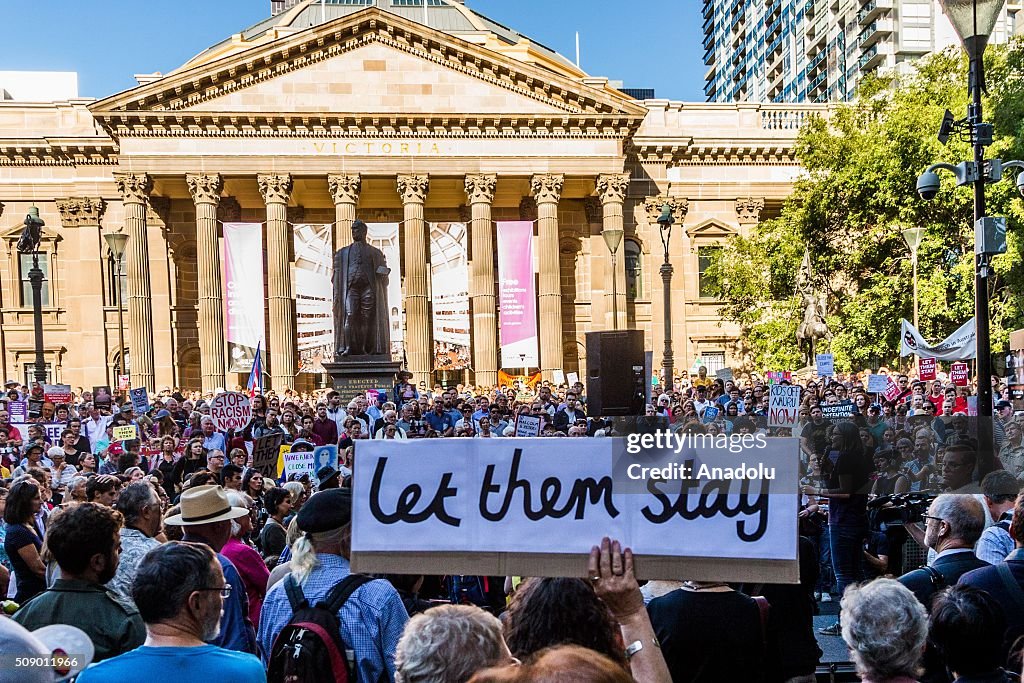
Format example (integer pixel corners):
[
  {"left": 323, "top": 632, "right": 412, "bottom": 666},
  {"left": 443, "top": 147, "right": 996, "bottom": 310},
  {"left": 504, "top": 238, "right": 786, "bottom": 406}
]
[
  {"left": 497, "top": 221, "right": 538, "bottom": 368},
  {"left": 223, "top": 223, "right": 266, "bottom": 373}
]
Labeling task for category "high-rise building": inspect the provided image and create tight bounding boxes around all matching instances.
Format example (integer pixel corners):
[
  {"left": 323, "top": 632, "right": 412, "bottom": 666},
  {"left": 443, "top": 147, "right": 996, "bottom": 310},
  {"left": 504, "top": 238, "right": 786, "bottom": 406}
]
[{"left": 703, "top": 0, "right": 1020, "bottom": 103}]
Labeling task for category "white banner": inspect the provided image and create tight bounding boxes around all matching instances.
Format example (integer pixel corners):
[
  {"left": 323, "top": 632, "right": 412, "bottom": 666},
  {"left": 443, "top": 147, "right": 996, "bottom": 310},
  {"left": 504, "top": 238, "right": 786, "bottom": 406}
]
[
  {"left": 900, "top": 318, "right": 977, "bottom": 361},
  {"left": 223, "top": 223, "right": 266, "bottom": 373},
  {"left": 352, "top": 438, "right": 799, "bottom": 582},
  {"left": 429, "top": 222, "right": 471, "bottom": 371},
  {"left": 366, "top": 223, "right": 404, "bottom": 362},
  {"left": 293, "top": 224, "right": 334, "bottom": 374},
  {"left": 768, "top": 385, "right": 801, "bottom": 428}
]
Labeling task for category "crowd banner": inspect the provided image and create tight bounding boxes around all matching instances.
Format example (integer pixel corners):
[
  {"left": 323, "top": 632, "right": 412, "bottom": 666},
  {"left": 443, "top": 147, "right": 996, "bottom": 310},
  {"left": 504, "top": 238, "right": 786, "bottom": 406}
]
[
  {"left": 129, "top": 387, "right": 149, "bottom": 415},
  {"left": 13, "top": 423, "right": 65, "bottom": 444},
  {"left": 900, "top": 318, "right": 977, "bottom": 361},
  {"left": 251, "top": 433, "right": 283, "bottom": 478},
  {"left": 768, "top": 385, "right": 801, "bottom": 428},
  {"left": 293, "top": 224, "right": 334, "bottom": 374},
  {"left": 209, "top": 392, "right": 252, "bottom": 432},
  {"left": 919, "top": 357, "right": 937, "bottom": 381},
  {"left": 366, "top": 223, "right": 404, "bottom": 361},
  {"left": 429, "top": 222, "right": 471, "bottom": 371},
  {"left": 815, "top": 354, "right": 834, "bottom": 377},
  {"left": 496, "top": 221, "right": 539, "bottom": 369},
  {"left": 223, "top": 223, "right": 266, "bottom": 373},
  {"left": 43, "top": 384, "right": 72, "bottom": 404},
  {"left": 351, "top": 439, "right": 799, "bottom": 582},
  {"left": 822, "top": 400, "right": 855, "bottom": 424}
]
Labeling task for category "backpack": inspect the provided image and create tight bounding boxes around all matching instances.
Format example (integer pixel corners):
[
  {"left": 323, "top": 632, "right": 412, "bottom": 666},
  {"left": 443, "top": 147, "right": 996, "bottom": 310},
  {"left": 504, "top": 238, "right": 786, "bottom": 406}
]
[
  {"left": 446, "top": 575, "right": 490, "bottom": 609},
  {"left": 267, "top": 573, "right": 372, "bottom": 683}
]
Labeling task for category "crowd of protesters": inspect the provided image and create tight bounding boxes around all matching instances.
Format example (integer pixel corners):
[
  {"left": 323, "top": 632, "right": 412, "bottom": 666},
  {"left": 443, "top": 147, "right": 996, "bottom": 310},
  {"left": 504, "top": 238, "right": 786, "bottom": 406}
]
[{"left": 0, "top": 363, "right": 1022, "bottom": 682}]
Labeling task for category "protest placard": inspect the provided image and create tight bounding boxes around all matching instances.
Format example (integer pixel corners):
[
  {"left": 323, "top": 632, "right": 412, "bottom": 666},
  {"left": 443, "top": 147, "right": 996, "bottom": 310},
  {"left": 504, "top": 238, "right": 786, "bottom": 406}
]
[
  {"left": 514, "top": 414, "right": 542, "bottom": 437},
  {"left": 867, "top": 374, "right": 889, "bottom": 394},
  {"left": 113, "top": 425, "right": 137, "bottom": 441},
  {"left": 716, "top": 368, "right": 734, "bottom": 382},
  {"left": 284, "top": 448, "right": 316, "bottom": 480},
  {"left": 13, "top": 423, "right": 65, "bottom": 445},
  {"left": 129, "top": 387, "right": 149, "bottom": 415},
  {"left": 883, "top": 377, "right": 901, "bottom": 402},
  {"left": 351, "top": 438, "right": 799, "bottom": 583},
  {"left": 313, "top": 445, "right": 339, "bottom": 475},
  {"left": 93, "top": 386, "right": 113, "bottom": 409},
  {"left": 950, "top": 362, "right": 969, "bottom": 387},
  {"left": 919, "top": 358, "right": 937, "bottom": 381},
  {"left": 553, "top": 369, "right": 565, "bottom": 385},
  {"left": 210, "top": 392, "right": 252, "bottom": 432},
  {"left": 821, "top": 400, "right": 855, "bottom": 424},
  {"left": 117, "top": 375, "right": 130, "bottom": 391},
  {"left": 768, "top": 385, "right": 801, "bottom": 428},
  {"left": 765, "top": 371, "right": 792, "bottom": 385},
  {"left": 8, "top": 401, "right": 26, "bottom": 423},
  {"left": 42, "top": 384, "right": 72, "bottom": 404},
  {"left": 701, "top": 405, "right": 720, "bottom": 424},
  {"left": 251, "top": 433, "right": 283, "bottom": 478},
  {"left": 815, "top": 354, "right": 834, "bottom": 377},
  {"left": 566, "top": 372, "right": 579, "bottom": 386}
]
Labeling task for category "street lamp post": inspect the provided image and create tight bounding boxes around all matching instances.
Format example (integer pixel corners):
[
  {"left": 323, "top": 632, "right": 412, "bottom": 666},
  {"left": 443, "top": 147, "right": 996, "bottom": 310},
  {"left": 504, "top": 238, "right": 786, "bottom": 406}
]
[
  {"left": 104, "top": 231, "right": 129, "bottom": 386},
  {"left": 16, "top": 207, "right": 46, "bottom": 384},
  {"left": 602, "top": 226, "right": 624, "bottom": 330},
  {"left": 917, "top": 0, "right": 1024, "bottom": 461},
  {"left": 901, "top": 226, "right": 925, "bottom": 330},
  {"left": 657, "top": 204, "right": 675, "bottom": 390}
]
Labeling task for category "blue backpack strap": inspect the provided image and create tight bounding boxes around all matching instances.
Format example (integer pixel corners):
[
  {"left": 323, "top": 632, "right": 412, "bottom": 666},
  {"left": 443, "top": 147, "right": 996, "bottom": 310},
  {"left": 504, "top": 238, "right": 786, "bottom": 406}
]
[{"left": 321, "top": 574, "right": 373, "bottom": 614}]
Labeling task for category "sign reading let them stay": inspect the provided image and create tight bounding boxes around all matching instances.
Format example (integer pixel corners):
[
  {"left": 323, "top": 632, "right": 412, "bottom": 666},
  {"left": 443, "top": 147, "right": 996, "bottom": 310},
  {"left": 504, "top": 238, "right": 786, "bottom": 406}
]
[{"left": 351, "top": 438, "right": 799, "bottom": 583}]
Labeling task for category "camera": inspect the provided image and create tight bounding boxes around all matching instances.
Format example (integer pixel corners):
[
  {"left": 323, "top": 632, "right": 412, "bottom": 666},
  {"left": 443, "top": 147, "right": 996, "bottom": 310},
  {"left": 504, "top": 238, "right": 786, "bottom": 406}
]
[
  {"left": 1017, "top": 171, "right": 1024, "bottom": 197},
  {"left": 916, "top": 171, "right": 941, "bottom": 201},
  {"left": 868, "top": 490, "right": 938, "bottom": 526}
]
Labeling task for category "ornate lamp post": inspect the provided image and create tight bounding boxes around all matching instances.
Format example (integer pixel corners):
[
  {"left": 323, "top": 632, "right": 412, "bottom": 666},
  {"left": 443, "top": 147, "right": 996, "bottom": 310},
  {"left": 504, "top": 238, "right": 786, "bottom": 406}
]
[
  {"left": 602, "top": 226, "right": 624, "bottom": 330},
  {"left": 16, "top": 207, "right": 46, "bottom": 384},
  {"left": 103, "top": 231, "right": 129, "bottom": 385},
  {"left": 657, "top": 204, "right": 675, "bottom": 390},
  {"left": 916, "top": 0, "right": 1024, "bottom": 461},
  {"left": 900, "top": 226, "right": 925, "bottom": 330}
]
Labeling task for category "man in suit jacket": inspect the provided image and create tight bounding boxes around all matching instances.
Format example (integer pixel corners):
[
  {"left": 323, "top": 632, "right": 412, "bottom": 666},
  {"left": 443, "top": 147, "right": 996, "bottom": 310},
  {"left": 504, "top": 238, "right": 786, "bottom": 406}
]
[
  {"left": 899, "top": 494, "right": 989, "bottom": 611},
  {"left": 959, "top": 491, "right": 1024, "bottom": 669}
]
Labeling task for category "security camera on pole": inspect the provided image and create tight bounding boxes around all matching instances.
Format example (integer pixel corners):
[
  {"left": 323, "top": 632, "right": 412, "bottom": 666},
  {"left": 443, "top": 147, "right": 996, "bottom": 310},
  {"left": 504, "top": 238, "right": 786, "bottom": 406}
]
[{"left": 915, "top": 0, "right": 1022, "bottom": 461}]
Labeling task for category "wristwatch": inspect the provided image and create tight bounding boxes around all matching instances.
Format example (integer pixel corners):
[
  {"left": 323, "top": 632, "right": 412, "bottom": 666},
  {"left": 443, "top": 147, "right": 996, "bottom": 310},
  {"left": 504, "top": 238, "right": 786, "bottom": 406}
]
[{"left": 625, "top": 638, "right": 661, "bottom": 659}]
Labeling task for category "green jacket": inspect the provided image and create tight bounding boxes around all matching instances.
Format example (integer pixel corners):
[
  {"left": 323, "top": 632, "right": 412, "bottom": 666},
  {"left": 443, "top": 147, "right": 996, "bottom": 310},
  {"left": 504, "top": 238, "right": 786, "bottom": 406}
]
[{"left": 13, "top": 578, "right": 146, "bottom": 661}]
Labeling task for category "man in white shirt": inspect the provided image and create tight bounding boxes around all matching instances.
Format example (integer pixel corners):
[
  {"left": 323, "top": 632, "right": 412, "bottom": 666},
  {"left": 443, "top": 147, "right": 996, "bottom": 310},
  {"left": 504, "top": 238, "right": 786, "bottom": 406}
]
[{"left": 83, "top": 403, "right": 112, "bottom": 452}]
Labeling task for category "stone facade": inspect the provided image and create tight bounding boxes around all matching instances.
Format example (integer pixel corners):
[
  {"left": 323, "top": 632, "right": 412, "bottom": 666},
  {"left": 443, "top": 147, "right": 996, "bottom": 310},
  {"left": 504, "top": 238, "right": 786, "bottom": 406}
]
[{"left": 0, "top": 7, "right": 823, "bottom": 391}]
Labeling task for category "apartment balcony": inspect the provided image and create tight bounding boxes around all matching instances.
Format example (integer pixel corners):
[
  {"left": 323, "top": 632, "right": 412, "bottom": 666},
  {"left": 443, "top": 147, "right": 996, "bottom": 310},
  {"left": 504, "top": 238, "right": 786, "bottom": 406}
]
[
  {"left": 857, "top": 0, "right": 893, "bottom": 25},
  {"left": 858, "top": 41, "right": 893, "bottom": 70},
  {"left": 858, "top": 18, "right": 894, "bottom": 48}
]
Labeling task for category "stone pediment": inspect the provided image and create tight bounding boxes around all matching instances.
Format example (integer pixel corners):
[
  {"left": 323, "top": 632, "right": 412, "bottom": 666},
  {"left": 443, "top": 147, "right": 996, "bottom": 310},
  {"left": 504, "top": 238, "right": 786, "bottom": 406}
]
[{"left": 90, "top": 8, "right": 646, "bottom": 124}]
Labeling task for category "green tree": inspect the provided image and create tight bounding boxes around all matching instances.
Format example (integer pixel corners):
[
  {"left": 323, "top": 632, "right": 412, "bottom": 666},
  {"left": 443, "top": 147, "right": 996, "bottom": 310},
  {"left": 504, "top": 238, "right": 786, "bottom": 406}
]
[{"left": 705, "top": 42, "right": 1024, "bottom": 373}]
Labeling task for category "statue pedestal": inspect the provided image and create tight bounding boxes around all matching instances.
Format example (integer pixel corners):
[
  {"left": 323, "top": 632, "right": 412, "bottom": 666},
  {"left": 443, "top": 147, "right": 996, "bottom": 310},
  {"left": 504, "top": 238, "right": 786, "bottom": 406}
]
[{"left": 322, "top": 357, "right": 402, "bottom": 399}]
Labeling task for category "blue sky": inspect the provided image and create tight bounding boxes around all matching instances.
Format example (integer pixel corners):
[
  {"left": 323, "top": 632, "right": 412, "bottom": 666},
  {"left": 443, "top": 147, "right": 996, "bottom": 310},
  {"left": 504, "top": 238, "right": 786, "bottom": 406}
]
[{"left": 2, "top": 0, "right": 705, "bottom": 101}]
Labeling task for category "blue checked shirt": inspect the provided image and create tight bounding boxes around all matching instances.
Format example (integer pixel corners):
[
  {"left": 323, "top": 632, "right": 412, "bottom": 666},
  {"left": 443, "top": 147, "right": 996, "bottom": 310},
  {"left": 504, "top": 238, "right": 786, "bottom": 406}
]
[{"left": 257, "top": 554, "right": 408, "bottom": 682}]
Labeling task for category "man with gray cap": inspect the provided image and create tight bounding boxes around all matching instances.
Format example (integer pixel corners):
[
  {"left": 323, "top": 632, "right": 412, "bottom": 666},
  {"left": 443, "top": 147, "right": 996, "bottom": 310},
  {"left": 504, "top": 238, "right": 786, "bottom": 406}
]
[{"left": 258, "top": 488, "right": 408, "bottom": 681}]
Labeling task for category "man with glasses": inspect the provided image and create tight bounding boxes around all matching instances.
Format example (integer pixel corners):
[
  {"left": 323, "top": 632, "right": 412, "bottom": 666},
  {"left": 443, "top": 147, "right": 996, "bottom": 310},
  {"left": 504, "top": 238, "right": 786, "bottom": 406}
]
[
  {"left": 941, "top": 445, "right": 982, "bottom": 495},
  {"left": 898, "top": 494, "right": 987, "bottom": 611},
  {"left": 76, "top": 541, "right": 264, "bottom": 682}
]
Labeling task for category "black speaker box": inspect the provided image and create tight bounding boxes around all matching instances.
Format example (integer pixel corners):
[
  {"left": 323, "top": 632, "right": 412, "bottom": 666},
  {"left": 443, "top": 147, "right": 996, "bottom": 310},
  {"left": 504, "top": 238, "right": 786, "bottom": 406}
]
[{"left": 585, "top": 330, "right": 646, "bottom": 416}]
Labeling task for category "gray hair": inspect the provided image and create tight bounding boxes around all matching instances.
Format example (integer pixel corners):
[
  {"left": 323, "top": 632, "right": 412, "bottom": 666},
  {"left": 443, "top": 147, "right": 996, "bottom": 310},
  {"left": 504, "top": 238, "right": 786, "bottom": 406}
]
[
  {"left": 200, "top": 416, "right": 214, "bottom": 425},
  {"left": 395, "top": 605, "right": 506, "bottom": 683},
  {"left": 225, "top": 490, "right": 252, "bottom": 537},
  {"left": 930, "top": 494, "right": 985, "bottom": 545},
  {"left": 841, "top": 579, "right": 927, "bottom": 681},
  {"left": 116, "top": 481, "right": 159, "bottom": 525}
]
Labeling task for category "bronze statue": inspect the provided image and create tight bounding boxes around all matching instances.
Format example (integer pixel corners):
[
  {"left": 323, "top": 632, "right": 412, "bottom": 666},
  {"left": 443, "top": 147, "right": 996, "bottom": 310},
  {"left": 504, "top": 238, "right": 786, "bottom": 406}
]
[
  {"left": 795, "top": 250, "right": 831, "bottom": 367},
  {"left": 333, "top": 219, "right": 391, "bottom": 357}
]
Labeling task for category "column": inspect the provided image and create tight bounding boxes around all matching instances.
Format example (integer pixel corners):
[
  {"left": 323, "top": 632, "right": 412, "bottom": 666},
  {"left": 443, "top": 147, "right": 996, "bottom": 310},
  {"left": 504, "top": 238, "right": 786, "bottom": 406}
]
[
  {"left": 465, "top": 174, "right": 498, "bottom": 386},
  {"left": 113, "top": 173, "right": 156, "bottom": 389},
  {"left": 57, "top": 198, "right": 106, "bottom": 386},
  {"left": 187, "top": 173, "right": 226, "bottom": 392},
  {"left": 397, "top": 174, "right": 431, "bottom": 383},
  {"left": 735, "top": 197, "right": 765, "bottom": 238},
  {"left": 328, "top": 174, "right": 361, "bottom": 251},
  {"left": 597, "top": 173, "right": 630, "bottom": 330},
  {"left": 258, "top": 173, "right": 296, "bottom": 391},
  {"left": 531, "top": 173, "right": 565, "bottom": 381}
]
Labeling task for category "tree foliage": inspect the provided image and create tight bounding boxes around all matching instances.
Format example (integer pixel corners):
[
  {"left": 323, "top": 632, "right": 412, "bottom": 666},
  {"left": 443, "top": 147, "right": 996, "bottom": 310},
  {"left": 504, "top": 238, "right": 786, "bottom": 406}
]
[{"left": 705, "top": 41, "right": 1024, "bottom": 372}]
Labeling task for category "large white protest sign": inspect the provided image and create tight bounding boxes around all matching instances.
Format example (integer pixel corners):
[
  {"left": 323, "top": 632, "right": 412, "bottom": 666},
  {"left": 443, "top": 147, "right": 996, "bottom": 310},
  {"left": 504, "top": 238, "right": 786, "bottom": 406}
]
[
  {"left": 815, "top": 354, "right": 834, "bottom": 377},
  {"left": 513, "top": 414, "right": 542, "bottom": 437},
  {"left": 352, "top": 438, "right": 799, "bottom": 583},
  {"left": 768, "top": 385, "right": 801, "bottom": 428},
  {"left": 867, "top": 374, "right": 889, "bottom": 394},
  {"left": 210, "top": 392, "right": 252, "bottom": 432},
  {"left": 284, "top": 449, "right": 316, "bottom": 480}
]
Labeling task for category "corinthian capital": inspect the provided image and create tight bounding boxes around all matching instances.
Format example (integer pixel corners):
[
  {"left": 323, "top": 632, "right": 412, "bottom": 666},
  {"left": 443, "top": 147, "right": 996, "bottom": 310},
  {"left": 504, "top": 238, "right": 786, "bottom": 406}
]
[
  {"left": 530, "top": 174, "right": 564, "bottom": 205},
  {"left": 56, "top": 197, "right": 105, "bottom": 227},
  {"left": 644, "top": 195, "right": 689, "bottom": 225},
  {"left": 596, "top": 173, "right": 631, "bottom": 205},
  {"left": 397, "top": 174, "right": 429, "bottom": 204},
  {"left": 735, "top": 197, "right": 765, "bottom": 224},
  {"left": 114, "top": 173, "right": 152, "bottom": 205},
  {"left": 186, "top": 173, "right": 223, "bottom": 205},
  {"left": 464, "top": 174, "right": 497, "bottom": 205},
  {"left": 257, "top": 174, "right": 293, "bottom": 205},
  {"left": 328, "top": 174, "right": 361, "bottom": 205}
]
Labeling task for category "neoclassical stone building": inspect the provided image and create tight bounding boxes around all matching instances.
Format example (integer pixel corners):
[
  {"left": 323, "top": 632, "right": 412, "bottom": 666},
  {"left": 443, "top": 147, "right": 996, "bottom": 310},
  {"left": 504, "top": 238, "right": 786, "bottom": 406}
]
[{"left": 0, "top": 0, "right": 824, "bottom": 392}]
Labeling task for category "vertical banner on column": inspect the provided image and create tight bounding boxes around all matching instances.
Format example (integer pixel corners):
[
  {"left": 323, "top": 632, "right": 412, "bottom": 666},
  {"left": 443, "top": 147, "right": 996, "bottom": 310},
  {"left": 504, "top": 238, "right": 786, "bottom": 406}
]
[
  {"left": 497, "top": 221, "right": 539, "bottom": 369},
  {"left": 429, "top": 223, "right": 471, "bottom": 371},
  {"left": 366, "top": 223, "right": 404, "bottom": 362},
  {"left": 293, "top": 224, "right": 334, "bottom": 374},
  {"left": 223, "top": 223, "right": 266, "bottom": 373}
]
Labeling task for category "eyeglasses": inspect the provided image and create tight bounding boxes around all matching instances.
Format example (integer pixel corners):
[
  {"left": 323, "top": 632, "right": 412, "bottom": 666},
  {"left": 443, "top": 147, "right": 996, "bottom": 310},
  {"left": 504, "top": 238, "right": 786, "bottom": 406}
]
[
  {"left": 197, "top": 584, "right": 232, "bottom": 599},
  {"left": 921, "top": 515, "right": 944, "bottom": 524}
]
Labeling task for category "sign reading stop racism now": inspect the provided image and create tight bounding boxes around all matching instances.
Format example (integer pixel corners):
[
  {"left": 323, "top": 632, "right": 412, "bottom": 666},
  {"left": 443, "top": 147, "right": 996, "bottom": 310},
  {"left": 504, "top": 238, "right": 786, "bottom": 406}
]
[{"left": 210, "top": 392, "right": 252, "bottom": 432}]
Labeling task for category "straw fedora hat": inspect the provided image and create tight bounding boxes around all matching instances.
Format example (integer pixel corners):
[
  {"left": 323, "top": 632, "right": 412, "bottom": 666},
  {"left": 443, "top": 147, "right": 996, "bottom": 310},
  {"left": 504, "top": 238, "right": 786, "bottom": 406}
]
[{"left": 164, "top": 485, "right": 249, "bottom": 526}]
